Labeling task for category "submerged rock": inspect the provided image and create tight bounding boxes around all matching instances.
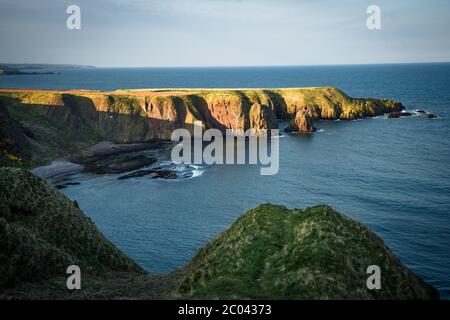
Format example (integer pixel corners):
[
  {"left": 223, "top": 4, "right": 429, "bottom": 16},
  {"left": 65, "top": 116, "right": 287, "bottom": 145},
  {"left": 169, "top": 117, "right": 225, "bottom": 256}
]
[
  {"left": 427, "top": 114, "right": 437, "bottom": 119},
  {"left": 82, "top": 153, "right": 157, "bottom": 174},
  {"left": 55, "top": 182, "right": 81, "bottom": 189},
  {"left": 118, "top": 168, "right": 178, "bottom": 180},
  {"left": 416, "top": 109, "right": 426, "bottom": 114},
  {"left": 178, "top": 204, "right": 438, "bottom": 299}
]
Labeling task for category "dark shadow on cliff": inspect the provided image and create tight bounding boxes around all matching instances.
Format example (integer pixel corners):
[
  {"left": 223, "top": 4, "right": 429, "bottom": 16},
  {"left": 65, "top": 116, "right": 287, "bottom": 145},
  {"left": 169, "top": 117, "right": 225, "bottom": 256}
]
[
  {"left": 262, "top": 90, "right": 289, "bottom": 119},
  {"left": 0, "top": 94, "right": 234, "bottom": 167}
]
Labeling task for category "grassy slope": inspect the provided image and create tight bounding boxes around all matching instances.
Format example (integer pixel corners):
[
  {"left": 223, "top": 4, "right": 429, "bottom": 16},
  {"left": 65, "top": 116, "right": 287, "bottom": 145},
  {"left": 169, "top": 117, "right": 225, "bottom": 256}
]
[
  {"left": 0, "top": 92, "right": 101, "bottom": 167},
  {"left": 0, "top": 168, "right": 143, "bottom": 291},
  {"left": 0, "top": 168, "right": 438, "bottom": 299},
  {"left": 178, "top": 204, "right": 438, "bottom": 299}
]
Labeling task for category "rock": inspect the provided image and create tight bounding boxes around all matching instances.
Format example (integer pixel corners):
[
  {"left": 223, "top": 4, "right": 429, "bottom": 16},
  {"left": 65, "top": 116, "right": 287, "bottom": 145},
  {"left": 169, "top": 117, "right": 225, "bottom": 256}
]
[
  {"left": 284, "top": 109, "right": 316, "bottom": 133},
  {"left": 55, "top": 182, "right": 80, "bottom": 189},
  {"left": 295, "top": 109, "right": 316, "bottom": 133},
  {"left": 388, "top": 113, "right": 399, "bottom": 118},
  {"left": 249, "top": 103, "right": 278, "bottom": 134},
  {"left": 0, "top": 100, "right": 33, "bottom": 167},
  {"left": 283, "top": 124, "right": 297, "bottom": 133},
  {"left": 416, "top": 109, "right": 426, "bottom": 114},
  {"left": 178, "top": 204, "right": 439, "bottom": 299},
  {"left": 82, "top": 153, "right": 157, "bottom": 174},
  {"left": 427, "top": 114, "right": 437, "bottom": 119},
  {"left": 31, "top": 160, "right": 84, "bottom": 183},
  {"left": 154, "top": 170, "right": 178, "bottom": 179},
  {"left": 388, "top": 111, "right": 413, "bottom": 118},
  {"left": 118, "top": 168, "right": 178, "bottom": 180}
]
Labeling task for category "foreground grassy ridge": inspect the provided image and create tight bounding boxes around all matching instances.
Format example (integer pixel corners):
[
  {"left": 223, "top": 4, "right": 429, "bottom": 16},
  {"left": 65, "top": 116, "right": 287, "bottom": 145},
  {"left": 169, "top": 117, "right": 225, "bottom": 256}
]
[
  {"left": 178, "top": 204, "right": 437, "bottom": 299},
  {"left": 0, "top": 168, "right": 143, "bottom": 290},
  {"left": 1, "top": 168, "right": 436, "bottom": 299}
]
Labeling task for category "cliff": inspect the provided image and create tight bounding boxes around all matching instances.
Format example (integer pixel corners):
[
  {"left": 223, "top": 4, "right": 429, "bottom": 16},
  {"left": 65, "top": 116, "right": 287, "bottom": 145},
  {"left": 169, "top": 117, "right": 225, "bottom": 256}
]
[
  {"left": 0, "top": 88, "right": 403, "bottom": 166},
  {"left": 0, "top": 169, "right": 438, "bottom": 299},
  {"left": 0, "top": 100, "right": 33, "bottom": 166}
]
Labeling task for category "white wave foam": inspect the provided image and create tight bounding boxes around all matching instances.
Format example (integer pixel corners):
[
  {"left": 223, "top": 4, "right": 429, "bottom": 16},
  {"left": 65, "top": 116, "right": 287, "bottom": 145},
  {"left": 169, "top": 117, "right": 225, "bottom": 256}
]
[{"left": 191, "top": 169, "right": 204, "bottom": 178}]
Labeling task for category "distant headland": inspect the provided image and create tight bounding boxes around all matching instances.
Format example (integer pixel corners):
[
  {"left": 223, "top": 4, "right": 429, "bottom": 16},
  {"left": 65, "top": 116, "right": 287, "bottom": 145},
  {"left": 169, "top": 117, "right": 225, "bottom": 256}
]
[
  {"left": 0, "top": 87, "right": 404, "bottom": 168},
  {"left": 0, "top": 63, "right": 96, "bottom": 76}
]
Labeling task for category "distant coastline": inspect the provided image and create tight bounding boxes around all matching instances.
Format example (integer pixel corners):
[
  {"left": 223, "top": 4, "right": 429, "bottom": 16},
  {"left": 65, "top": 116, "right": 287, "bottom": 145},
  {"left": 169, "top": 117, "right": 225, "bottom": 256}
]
[{"left": 0, "top": 63, "right": 96, "bottom": 76}]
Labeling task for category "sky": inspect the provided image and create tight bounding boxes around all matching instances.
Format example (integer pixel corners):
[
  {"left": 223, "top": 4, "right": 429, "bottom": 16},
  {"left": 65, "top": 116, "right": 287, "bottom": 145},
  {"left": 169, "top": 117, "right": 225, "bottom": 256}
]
[{"left": 0, "top": 0, "right": 449, "bottom": 67}]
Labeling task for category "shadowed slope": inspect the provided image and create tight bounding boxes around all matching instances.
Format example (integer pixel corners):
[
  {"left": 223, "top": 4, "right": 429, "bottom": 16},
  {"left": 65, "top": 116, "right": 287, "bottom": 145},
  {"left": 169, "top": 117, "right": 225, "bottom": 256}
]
[{"left": 0, "top": 168, "right": 143, "bottom": 290}]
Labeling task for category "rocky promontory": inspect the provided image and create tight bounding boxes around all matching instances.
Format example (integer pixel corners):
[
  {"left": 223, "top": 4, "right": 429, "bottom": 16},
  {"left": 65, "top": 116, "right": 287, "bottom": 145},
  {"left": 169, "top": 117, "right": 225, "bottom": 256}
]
[
  {"left": 0, "top": 168, "right": 438, "bottom": 299},
  {"left": 0, "top": 87, "right": 403, "bottom": 167}
]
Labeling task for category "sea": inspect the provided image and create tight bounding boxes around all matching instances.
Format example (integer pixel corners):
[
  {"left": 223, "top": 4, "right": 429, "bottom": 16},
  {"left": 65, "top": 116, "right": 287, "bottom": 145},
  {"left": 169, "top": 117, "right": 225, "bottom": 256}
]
[{"left": 1, "top": 63, "right": 449, "bottom": 298}]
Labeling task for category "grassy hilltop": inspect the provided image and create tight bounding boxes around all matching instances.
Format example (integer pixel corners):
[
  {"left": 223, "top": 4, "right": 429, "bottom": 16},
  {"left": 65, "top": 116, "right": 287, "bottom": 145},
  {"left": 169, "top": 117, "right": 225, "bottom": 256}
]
[
  {"left": 0, "top": 168, "right": 438, "bottom": 299},
  {"left": 178, "top": 204, "right": 437, "bottom": 299}
]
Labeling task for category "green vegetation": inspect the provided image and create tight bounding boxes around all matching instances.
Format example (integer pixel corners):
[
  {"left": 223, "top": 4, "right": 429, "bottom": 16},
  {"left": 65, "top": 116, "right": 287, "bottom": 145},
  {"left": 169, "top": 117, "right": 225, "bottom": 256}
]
[
  {"left": 0, "top": 169, "right": 438, "bottom": 299},
  {"left": 0, "top": 168, "right": 143, "bottom": 291},
  {"left": 0, "top": 92, "right": 101, "bottom": 167},
  {"left": 178, "top": 204, "right": 438, "bottom": 299}
]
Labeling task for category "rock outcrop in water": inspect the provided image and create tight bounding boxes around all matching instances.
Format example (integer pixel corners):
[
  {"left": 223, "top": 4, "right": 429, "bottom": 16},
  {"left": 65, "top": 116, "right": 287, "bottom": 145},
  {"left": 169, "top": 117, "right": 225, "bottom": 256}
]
[
  {"left": 285, "top": 108, "right": 317, "bottom": 133},
  {"left": 0, "top": 87, "right": 403, "bottom": 166},
  {"left": 0, "top": 169, "right": 438, "bottom": 299}
]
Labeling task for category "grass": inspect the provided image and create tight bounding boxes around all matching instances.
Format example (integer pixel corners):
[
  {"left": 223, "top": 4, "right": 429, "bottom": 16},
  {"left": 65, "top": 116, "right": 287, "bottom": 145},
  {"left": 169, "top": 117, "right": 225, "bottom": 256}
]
[
  {"left": 0, "top": 168, "right": 143, "bottom": 292},
  {"left": 0, "top": 169, "right": 438, "bottom": 299},
  {"left": 177, "top": 204, "right": 438, "bottom": 299}
]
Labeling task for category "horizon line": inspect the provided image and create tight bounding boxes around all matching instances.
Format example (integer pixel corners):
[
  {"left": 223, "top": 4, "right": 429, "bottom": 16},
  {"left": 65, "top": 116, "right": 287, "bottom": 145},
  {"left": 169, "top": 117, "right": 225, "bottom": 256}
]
[
  {"left": 94, "top": 60, "right": 450, "bottom": 68},
  {"left": 2, "top": 61, "right": 450, "bottom": 69}
]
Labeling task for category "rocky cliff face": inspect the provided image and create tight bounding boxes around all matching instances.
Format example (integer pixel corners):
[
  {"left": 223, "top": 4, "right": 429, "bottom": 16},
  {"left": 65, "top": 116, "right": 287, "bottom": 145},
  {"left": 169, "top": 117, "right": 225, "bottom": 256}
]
[
  {"left": 0, "top": 88, "right": 403, "bottom": 165},
  {"left": 0, "top": 100, "right": 33, "bottom": 166}
]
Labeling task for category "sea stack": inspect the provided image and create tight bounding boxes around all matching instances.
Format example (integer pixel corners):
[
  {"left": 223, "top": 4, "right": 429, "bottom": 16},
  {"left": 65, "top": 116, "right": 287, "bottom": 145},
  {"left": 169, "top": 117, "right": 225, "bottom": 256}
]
[{"left": 295, "top": 108, "right": 316, "bottom": 133}]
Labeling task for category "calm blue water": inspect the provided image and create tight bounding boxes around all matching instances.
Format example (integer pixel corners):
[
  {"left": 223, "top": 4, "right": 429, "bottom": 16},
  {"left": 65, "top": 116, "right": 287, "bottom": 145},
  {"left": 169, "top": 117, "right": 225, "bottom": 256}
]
[{"left": 3, "top": 64, "right": 449, "bottom": 298}]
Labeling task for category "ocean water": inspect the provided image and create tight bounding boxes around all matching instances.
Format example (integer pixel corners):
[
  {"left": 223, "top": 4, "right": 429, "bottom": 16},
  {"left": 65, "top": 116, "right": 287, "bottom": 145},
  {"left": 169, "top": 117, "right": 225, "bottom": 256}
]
[{"left": 2, "top": 64, "right": 449, "bottom": 298}]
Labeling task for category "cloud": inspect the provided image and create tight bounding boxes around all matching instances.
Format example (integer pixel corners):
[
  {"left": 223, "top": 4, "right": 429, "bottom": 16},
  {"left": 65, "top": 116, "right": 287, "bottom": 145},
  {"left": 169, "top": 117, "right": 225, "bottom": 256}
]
[{"left": 0, "top": 0, "right": 449, "bottom": 66}]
